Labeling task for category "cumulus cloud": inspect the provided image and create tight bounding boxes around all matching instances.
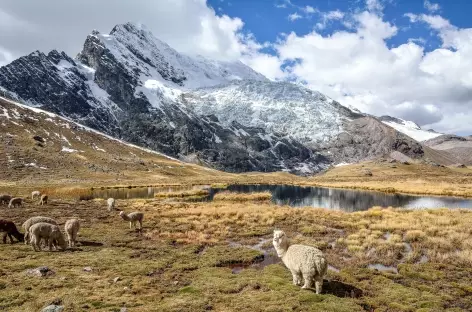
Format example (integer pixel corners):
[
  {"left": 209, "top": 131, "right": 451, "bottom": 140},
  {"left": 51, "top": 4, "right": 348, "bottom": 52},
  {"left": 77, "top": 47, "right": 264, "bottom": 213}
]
[
  {"left": 0, "top": 0, "right": 258, "bottom": 61},
  {"left": 274, "top": 8, "right": 472, "bottom": 133}
]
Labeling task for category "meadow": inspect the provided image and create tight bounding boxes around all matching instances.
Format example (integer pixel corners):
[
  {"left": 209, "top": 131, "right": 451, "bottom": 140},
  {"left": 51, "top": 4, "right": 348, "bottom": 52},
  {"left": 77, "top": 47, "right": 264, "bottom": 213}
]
[{"left": 1, "top": 191, "right": 472, "bottom": 311}]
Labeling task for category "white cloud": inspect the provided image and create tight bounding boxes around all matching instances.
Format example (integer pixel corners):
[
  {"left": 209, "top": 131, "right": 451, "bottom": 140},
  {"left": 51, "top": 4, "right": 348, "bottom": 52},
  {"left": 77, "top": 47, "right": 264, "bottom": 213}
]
[
  {"left": 0, "top": 46, "right": 14, "bottom": 66},
  {"left": 288, "top": 12, "right": 302, "bottom": 21},
  {"left": 424, "top": 0, "right": 440, "bottom": 13},
  {"left": 303, "top": 6, "right": 317, "bottom": 14},
  {"left": 315, "top": 10, "right": 345, "bottom": 30},
  {"left": 366, "top": 0, "right": 384, "bottom": 13},
  {"left": 274, "top": 9, "right": 472, "bottom": 133},
  {"left": 0, "top": 0, "right": 259, "bottom": 62},
  {"left": 275, "top": 0, "right": 292, "bottom": 9}
]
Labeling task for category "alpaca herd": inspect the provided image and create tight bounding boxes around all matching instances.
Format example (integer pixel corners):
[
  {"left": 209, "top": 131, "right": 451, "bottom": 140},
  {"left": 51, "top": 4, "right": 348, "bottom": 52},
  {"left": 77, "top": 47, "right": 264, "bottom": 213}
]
[
  {"left": 0, "top": 191, "right": 328, "bottom": 293},
  {"left": 0, "top": 193, "right": 145, "bottom": 252}
]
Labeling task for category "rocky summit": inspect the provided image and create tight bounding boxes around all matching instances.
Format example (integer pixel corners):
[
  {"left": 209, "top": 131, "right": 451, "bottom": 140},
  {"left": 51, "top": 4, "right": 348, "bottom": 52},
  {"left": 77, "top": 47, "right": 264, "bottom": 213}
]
[{"left": 0, "top": 22, "right": 431, "bottom": 175}]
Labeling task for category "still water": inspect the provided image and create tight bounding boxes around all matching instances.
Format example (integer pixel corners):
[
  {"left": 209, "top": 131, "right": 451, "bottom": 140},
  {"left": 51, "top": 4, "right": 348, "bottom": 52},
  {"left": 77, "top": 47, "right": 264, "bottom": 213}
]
[{"left": 92, "top": 184, "right": 472, "bottom": 212}]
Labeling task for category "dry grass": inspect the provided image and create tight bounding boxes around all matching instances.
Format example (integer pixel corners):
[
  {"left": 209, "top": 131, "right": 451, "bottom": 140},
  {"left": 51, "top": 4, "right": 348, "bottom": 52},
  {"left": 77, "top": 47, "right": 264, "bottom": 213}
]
[
  {"left": 154, "top": 189, "right": 210, "bottom": 198},
  {"left": 308, "top": 161, "right": 472, "bottom": 198},
  {"left": 1, "top": 196, "right": 472, "bottom": 311},
  {"left": 213, "top": 191, "right": 272, "bottom": 202}
]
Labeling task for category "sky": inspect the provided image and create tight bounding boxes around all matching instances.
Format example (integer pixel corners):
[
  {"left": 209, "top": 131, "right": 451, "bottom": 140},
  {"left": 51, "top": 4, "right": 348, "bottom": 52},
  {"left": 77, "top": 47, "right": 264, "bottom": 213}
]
[{"left": 0, "top": 0, "right": 471, "bottom": 135}]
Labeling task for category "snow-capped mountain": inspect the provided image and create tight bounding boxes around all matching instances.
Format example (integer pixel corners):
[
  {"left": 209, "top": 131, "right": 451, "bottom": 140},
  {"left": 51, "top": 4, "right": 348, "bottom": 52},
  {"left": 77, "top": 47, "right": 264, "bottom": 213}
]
[
  {"left": 0, "top": 22, "right": 434, "bottom": 174},
  {"left": 379, "top": 116, "right": 443, "bottom": 142},
  {"left": 184, "top": 80, "right": 359, "bottom": 147}
]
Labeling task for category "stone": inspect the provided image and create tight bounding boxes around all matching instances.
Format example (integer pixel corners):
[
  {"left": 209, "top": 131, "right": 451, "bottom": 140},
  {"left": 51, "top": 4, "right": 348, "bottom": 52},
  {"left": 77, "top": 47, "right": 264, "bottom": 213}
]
[
  {"left": 83, "top": 267, "right": 93, "bottom": 272},
  {"left": 41, "top": 305, "right": 64, "bottom": 312},
  {"left": 25, "top": 266, "right": 55, "bottom": 277},
  {"left": 113, "top": 277, "right": 121, "bottom": 283}
]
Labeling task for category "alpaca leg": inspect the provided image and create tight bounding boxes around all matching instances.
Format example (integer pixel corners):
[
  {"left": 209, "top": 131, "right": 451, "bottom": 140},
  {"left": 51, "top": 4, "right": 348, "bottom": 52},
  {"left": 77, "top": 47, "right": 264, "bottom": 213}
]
[
  {"left": 314, "top": 275, "right": 323, "bottom": 295},
  {"left": 8, "top": 233, "right": 14, "bottom": 244},
  {"left": 139, "top": 220, "right": 142, "bottom": 229},
  {"left": 291, "top": 270, "right": 302, "bottom": 286},
  {"left": 2, "top": 233, "right": 7, "bottom": 244},
  {"left": 129, "top": 222, "right": 132, "bottom": 229},
  {"left": 67, "top": 234, "right": 71, "bottom": 248},
  {"left": 24, "top": 232, "right": 29, "bottom": 245},
  {"left": 48, "top": 238, "right": 54, "bottom": 251},
  {"left": 301, "top": 272, "right": 314, "bottom": 289}
]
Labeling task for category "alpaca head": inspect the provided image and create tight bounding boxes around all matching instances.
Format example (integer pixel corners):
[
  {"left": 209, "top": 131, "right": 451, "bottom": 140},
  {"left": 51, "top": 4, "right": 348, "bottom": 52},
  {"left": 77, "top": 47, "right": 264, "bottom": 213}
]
[
  {"left": 119, "top": 211, "right": 127, "bottom": 219},
  {"left": 52, "top": 229, "right": 67, "bottom": 250},
  {"left": 273, "top": 229, "right": 290, "bottom": 257}
]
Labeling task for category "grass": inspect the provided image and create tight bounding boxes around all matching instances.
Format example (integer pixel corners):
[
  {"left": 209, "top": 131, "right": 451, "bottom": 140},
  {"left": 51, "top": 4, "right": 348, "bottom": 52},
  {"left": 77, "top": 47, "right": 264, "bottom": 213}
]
[
  {"left": 1, "top": 196, "right": 472, "bottom": 311},
  {"left": 154, "top": 189, "right": 210, "bottom": 198},
  {"left": 213, "top": 191, "right": 272, "bottom": 202},
  {"left": 307, "top": 161, "right": 472, "bottom": 198}
]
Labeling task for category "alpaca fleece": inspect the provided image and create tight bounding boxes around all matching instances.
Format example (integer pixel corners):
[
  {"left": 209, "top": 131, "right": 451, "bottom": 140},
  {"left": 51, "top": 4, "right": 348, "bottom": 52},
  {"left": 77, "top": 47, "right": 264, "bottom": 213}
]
[
  {"left": 273, "top": 229, "right": 327, "bottom": 294},
  {"left": 29, "top": 222, "right": 67, "bottom": 251}
]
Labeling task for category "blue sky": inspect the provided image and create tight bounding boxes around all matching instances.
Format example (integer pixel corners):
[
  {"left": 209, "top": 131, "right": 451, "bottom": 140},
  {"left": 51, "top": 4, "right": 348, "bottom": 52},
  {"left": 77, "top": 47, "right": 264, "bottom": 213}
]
[{"left": 208, "top": 0, "right": 470, "bottom": 52}]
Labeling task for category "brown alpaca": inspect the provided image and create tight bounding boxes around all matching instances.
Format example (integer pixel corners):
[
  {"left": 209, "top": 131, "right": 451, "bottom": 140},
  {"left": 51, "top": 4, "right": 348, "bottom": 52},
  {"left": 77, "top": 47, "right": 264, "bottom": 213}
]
[
  {"left": 0, "top": 219, "right": 24, "bottom": 243},
  {"left": 39, "top": 194, "right": 48, "bottom": 205}
]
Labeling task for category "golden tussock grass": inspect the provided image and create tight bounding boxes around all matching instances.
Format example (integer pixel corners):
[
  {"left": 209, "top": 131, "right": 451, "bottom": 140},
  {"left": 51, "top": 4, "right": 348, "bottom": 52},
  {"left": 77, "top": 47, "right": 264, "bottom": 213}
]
[
  {"left": 213, "top": 191, "right": 272, "bottom": 202},
  {"left": 154, "top": 189, "right": 210, "bottom": 198}
]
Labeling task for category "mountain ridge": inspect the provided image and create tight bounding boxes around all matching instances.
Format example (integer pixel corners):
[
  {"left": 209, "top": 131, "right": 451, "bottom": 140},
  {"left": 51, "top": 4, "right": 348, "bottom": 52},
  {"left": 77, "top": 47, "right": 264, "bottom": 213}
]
[{"left": 0, "top": 22, "right": 445, "bottom": 174}]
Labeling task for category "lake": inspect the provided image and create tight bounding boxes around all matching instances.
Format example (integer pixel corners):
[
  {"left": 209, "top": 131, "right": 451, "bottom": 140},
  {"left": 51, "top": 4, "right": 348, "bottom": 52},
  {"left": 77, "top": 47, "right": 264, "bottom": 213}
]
[{"left": 91, "top": 184, "right": 472, "bottom": 212}]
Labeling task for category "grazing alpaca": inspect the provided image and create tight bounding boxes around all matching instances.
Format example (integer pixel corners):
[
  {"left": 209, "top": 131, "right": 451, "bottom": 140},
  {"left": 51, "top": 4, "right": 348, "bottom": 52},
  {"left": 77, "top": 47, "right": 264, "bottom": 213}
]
[
  {"left": 119, "top": 211, "right": 144, "bottom": 230},
  {"left": 0, "top": 194, "right": 12, "bottom": 205},
  {"left": 273, "top": 230, "right": 328, "bottom": 294},
  {"left": 8, "top": 197, "right": 23, "bottom": 208},
  {"left": 64, "top": 219, "right": 80, "bottom": 247},
  {"left": 22, "top": 216, "right": 57, "bottom": 244},
  {"left": 39, "top": 194, "right": 48, "bottom": 205},
  {"left": 31, "top": 190, "right": 41, "bottom": 200},
  {"left": 107, "top": 198, "right": 115, "bottom": 212},
  {"left": 0, "top": 219, "right": 24, "bottom": 243},
  {"left": 29, "top": 222, "right": 67, "bottom": 251}
]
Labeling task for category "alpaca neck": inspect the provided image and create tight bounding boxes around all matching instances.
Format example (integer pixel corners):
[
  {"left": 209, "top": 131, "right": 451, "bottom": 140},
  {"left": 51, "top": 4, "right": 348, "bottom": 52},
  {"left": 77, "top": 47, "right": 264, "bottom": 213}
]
[{"left": 274, "top": 239, "right": 290, "bottom": 258}]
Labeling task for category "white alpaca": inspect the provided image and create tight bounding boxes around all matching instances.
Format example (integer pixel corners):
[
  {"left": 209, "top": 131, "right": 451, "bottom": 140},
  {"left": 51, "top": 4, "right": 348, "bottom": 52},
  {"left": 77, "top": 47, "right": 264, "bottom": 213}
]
[
  {"left": 119, "top": 211, "right": 143, "bottom": 230},
  {"left": 107, "top": 198, "right": 115, "bottom": 212},
  {"left": 29, "top": 222, "right": 67, "bottom": 252},
  {"left": 64, "top": 219, "right": 80, "bottom": 247},
  {"left": 22, "top": 216, "right": 57, "bottom": 244},
  {"left": 31, "top": 191, "right": 41, "bottom": 200},
  {"left": 272, "top": 230, "right": 328, "bottom": 294}
]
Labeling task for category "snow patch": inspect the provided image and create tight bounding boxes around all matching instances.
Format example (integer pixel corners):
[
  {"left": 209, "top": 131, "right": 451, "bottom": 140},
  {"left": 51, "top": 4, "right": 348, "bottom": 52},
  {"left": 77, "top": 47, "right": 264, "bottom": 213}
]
[
  {"left": 61, "top": 147, "right": 78, "bottom": 153},
  {"left": 382, "top": 119, "right": 443, "bottom": 142}
]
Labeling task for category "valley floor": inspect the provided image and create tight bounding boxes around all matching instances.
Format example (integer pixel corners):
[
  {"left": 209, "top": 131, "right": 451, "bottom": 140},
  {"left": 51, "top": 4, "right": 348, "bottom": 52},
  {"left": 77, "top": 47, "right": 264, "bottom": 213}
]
[{"left": 1, "top": 194, "right": 472, "bottom": 311}]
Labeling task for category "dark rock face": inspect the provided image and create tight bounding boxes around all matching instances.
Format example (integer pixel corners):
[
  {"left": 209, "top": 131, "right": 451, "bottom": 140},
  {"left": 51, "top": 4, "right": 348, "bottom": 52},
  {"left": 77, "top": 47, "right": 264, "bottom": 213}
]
[{"left": 319, "top": 117, "right": 425, "bottom": 164}]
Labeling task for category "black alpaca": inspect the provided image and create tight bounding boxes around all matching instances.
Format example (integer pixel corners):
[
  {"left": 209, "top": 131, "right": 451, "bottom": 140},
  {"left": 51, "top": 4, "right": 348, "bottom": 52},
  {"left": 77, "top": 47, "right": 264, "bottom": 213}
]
[{"left": 0, "top": 219, "right": 24, "bottom": 243}]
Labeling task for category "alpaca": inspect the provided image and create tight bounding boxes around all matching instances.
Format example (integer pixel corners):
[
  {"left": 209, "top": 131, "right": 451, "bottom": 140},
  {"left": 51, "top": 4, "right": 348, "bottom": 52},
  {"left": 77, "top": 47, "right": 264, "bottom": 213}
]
[
  {"left": 39, "top": 194, "right": 48, "bottom": 205},
  {"left": 0, "top": 219, "right": 24, "bottom": 243},
  {"left": 22, "top": 216, "right": 57, "bottom": 245},
  {"left": 273, "top": 230, "right": 328, "bottom": 294},
  {"left": 107, "top": 198, "right": 115, "bottom": 212},
  {"left": 64, "top": 219, "right": 80, "bottom": 247},
  {"left": 0, "top": 194, "right": 12, "bottom": 205},
  {"left": 29, "top": 222, "right": 67, "bottom": 251},
  {"left": 119, "top": 211, "right": 144, "bottom": 230},
  {"left": 8, "top": 197, "right": 23, "bottom": 208},
  {"left": 31, "top": 190, "right": 41, "bottom": 200}
]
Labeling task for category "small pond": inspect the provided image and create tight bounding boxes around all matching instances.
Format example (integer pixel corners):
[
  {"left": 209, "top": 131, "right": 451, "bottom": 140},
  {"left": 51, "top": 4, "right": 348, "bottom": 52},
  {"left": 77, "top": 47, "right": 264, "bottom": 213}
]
[{"left": 92, "top": 184, "right": 472, "bottom": 212}]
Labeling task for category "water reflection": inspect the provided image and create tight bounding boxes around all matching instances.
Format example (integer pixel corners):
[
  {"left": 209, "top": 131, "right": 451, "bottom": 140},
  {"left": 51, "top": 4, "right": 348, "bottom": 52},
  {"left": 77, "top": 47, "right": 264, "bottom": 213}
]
[{"left": 91, "top": 184, "right": 472, "bottom": 212}]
